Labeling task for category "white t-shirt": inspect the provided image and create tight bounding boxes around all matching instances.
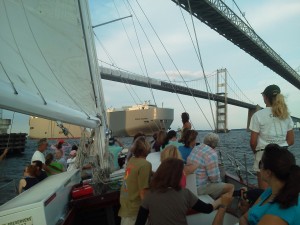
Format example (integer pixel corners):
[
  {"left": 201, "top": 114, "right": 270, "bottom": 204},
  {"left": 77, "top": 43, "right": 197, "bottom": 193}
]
[
  {"left": 31, "top": 150, "right": 45, "bottom": 164},
  {"left": 67, "top": 157, "right": 76, "bottom": 172},
  {"left": 249, "top": 107, "right": 293, "bottom": 150}
]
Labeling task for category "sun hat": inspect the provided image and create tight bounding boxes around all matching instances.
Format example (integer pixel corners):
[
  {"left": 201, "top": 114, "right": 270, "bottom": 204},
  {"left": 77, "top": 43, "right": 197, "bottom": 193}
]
[{"left": 261, "top": 84, "right": 280, "bottom": 98}]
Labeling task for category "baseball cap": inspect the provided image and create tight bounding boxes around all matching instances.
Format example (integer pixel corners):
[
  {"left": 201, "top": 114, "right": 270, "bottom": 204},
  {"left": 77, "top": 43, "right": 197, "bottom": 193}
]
[{"left": 261, "top": 85, "right": 280, "bottom": 98}]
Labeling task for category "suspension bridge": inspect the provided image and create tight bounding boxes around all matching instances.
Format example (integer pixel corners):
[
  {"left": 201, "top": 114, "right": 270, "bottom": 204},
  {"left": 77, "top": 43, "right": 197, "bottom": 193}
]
[
  {"left": 172, "top": 0, "right": 300, "bottom": 89},
  {"left": 97, "top": 0, "right": 300, "bottom": 131},
  {"left": 100, "top": 66, "right": 300, "bottom": 131}
]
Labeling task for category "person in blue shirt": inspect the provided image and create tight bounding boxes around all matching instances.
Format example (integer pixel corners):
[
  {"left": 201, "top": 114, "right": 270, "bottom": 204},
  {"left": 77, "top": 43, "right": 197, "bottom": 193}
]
[
  {"left": 108, "top": 137, "right": 124, "bottom": 171},
  {"left": 178, "top": 130, "right": 198, "bottom": 163},
  {"left": 239, "top": 143, "right": 300, "bottom": 225}
]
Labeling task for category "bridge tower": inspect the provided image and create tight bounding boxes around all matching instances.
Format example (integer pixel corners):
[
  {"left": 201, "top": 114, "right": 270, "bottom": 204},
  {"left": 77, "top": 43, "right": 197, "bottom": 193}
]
[{"left": 216, "top": 69, "right": 228, "bottom": 133}]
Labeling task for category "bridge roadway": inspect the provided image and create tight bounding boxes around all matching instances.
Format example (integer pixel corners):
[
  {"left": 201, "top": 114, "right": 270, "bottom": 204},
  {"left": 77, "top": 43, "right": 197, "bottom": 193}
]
[
  {"left": 171, "top": 0, "right": 300, "bottom": 89},
  {"left": 101, "top": 66, "right": 256, "bottom": 109}
]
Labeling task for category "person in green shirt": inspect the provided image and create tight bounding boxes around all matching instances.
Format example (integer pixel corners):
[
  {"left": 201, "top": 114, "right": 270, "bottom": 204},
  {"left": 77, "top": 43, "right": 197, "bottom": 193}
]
[
  {"left": 119, "top": 136, "right": 152, "bottom": 225},
  {"left": 45, "top": 153, "right": 64, "bottom": 176}
]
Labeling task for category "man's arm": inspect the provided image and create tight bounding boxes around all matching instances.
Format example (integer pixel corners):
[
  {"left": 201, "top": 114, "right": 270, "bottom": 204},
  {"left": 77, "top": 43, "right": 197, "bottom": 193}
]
[{"left": 0, "top": 148, "right": 8, "bottom": 161}]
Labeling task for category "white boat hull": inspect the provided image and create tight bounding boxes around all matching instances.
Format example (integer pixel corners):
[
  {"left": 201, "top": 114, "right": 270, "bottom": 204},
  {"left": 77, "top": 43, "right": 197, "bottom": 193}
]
[{"left": 0, "top": 170, "right": 81, "bottom": 225}]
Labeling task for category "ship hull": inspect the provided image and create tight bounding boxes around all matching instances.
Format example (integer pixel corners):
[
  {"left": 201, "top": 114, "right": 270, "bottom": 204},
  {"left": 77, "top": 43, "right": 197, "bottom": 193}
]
[
  {"left": 107, "top": 107, "right": 174, "bottom": 137},
  {"left": 29, "top": 117, "right": 82, "bottom": 139}
]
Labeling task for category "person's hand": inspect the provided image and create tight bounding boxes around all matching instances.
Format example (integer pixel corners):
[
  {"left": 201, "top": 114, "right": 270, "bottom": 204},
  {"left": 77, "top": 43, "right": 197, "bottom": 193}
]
[
  {"left": 221, "top": 193, "right": 233, "bottom": 207},
  {"left": 3, "top": 148, "right": 9, "bottom": 155}
]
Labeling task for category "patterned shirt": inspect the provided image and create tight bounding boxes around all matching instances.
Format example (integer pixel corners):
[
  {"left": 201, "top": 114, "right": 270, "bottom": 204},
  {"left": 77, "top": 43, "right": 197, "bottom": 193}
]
[{"left": 187, "top": 144, "right": 221, "bottom": 187}]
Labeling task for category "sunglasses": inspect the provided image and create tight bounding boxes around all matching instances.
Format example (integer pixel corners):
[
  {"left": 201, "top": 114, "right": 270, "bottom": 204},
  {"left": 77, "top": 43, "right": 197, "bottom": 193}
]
[{"left": 259, "top": 161, "right": 264, "bottom": 170}]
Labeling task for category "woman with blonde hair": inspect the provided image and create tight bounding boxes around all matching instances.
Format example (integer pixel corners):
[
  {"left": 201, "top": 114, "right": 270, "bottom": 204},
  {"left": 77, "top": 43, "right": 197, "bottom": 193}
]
[
  {"left": 249, "top": 84, "right": 294, "bottom": 189},
  {"left": 160, "top": 145, "right": 182, "bottom": 162}
]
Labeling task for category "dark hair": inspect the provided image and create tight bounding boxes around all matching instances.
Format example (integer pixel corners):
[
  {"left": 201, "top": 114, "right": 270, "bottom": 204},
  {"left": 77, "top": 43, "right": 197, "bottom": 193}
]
[
  {"left": 45, "top": 153, "right": 54, "bottom": 165},
  {"left": 183, "top": 130, "right": 198, "bottom": 147},
  {"left": 131, "top": 136, "right": 150, "bottom": 158},
  {"left": 25, "top": 165, "right": 38, "bottom": 177},
  {"left": 262, "top": 144, "right": 300, "bottom": 208},
  {"left": 72, "top": 145, "right": 78, "bottom": 151},
  {"left": 167, "top": 130, "right": 176, "bottom": 140},
  {"left": 32, "top": 160, "right": 43, "bottom": 171},
  {"left": 151, "top": 158, "right": 184, "bottom": 192},
  {"left": 181, "top": 112, "right": 189, "bottom": 124},
  {"left": 56, "top": 142, "right": 63, "bottom": 150},
  {"left": 179, "top": 128, "right": 190, "bottom": 143},
  {"left": 161, "top": 130, "right": 177, "bottom": 149}
]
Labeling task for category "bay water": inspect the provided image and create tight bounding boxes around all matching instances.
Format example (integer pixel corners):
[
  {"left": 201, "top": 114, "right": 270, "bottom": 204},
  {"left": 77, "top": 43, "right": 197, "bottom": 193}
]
[{"left": 0, "top": 129, "right": 299, "bottom": 205}]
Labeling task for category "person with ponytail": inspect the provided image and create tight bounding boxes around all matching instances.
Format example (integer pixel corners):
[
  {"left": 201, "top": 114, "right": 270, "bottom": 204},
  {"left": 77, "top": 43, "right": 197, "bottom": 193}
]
[
  {"left": 239, "top": 144, "right": 300, "bottom": 225},
  {"left": 249, "top": 84, "right": 294, "bottom": 188}
]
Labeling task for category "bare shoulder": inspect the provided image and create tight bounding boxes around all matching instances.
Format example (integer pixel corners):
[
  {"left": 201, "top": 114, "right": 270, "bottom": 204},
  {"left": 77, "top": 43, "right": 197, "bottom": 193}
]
[{"left": 258, "top": 214, "right": 288, "bottom": 225}]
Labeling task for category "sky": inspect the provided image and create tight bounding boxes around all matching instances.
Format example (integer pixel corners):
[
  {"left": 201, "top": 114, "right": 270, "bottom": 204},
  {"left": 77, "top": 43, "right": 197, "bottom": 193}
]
[{"left": 2, "top": 0, "right": 300, "bottom": 133}]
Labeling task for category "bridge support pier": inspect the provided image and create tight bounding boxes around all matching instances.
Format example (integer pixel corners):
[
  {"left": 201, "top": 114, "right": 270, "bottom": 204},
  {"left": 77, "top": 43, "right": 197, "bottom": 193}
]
[{"left": 216, "top": 69, "right": 228, "bottom": 133}]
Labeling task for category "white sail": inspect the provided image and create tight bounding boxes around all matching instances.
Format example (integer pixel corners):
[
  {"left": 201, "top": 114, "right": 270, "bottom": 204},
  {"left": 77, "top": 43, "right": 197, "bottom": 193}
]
[{"left": 0, "top": 0, "right": 105, "bottom": 128}]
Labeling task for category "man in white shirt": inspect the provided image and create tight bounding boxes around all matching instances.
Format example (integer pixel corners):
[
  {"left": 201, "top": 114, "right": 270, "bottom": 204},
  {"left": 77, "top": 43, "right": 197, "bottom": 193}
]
[
  {"left": 31, "top": 138, "right": 48, "bottom": 164},
  {"left": 31, "top": 138, "right": 54, "bottom": 174}
]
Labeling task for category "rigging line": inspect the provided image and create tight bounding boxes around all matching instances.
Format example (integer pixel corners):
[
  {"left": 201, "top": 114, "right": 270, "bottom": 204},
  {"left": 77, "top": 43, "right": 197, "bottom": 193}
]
[
  {"left": 112, "top": 0, "right": 145, "bottom": 76},
  {"left": 227, "top": 71, "right": 254, "bottom": 104},
  {"left": 176, "top": 2, "right": 217, "bottom": 99},
  {"left": 94, "top": 34, "right": 140, "bottom": 104},
  {"left": 133, "top": 0, "right": 214, "bottom": 130},
  {"left": 186, "top": 0, "right": 216, "bottom": 130},
  {"left": 124, "top": 0, "right": 189, "bottom": 115},
  {"left": 124, "top": 0, "right": 157, "bottom": 106},
  {"left": 6, "top": 112, "right": 15, "bottom": 149},
  {"left": 20, "top": 1, "right": 91, "bottom": 118},
  {"left": 3, "top": 0, "right": 47, "bottom": 105},
  {"left": 94, "top": 32, "right": 116, "bottom": 65},
  {"left": 0, "top": 62, "right": 18, "bottom": 94}
]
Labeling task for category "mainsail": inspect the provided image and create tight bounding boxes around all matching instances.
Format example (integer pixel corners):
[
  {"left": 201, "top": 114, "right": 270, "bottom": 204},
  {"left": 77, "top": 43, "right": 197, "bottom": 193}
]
[{"left": 0, "top": 0, "right": 105, "bottom": 129}]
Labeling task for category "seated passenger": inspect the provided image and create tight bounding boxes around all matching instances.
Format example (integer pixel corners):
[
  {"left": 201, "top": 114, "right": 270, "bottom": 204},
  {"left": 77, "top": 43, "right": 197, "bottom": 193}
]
[
  {"left": 135, "top": 158, "right": 231, "bottom": 225},
  {"left": 160, "top": 145, "right": 186, "bottom": 188},
  {"left": 187, "top": 133, "right": 234, "bottom": 199},
  {"left": 178, "top": 130, "right": 198, "bottom": 163},
  {"left": 32, "top": 160, "right": 48, "bottom": 181},
  {"left": 55, "top": 149, "right": 67, "bottom": 171},
  {"left": 161, "top": 130, "right": 183, "bottom": 150},
  {"left": 152, "top": 130, "right": 166, "bottom": 152},
  {"left": 45, "top": 153, "right": 64, "bottom": 175},
  {"left": 239, "top": 144, "right": 300, "bottom": 225},
  {"left": 18, "top": 165, "right": 39, "bottom": 193}
]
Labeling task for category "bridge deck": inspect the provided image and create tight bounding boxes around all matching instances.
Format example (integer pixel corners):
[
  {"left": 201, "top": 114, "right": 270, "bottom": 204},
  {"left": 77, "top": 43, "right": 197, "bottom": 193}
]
[{"left": 171, "top": 0, "right": 300, "bottom": 89}]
